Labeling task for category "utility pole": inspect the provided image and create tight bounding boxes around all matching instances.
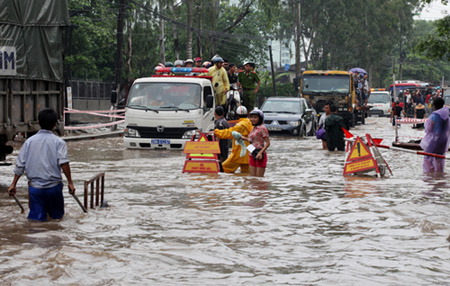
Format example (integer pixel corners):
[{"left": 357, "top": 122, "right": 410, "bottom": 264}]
[
  {"left": 295, "top": 1, "right": 301, "bottom": 78},
  {"left": 269, "top": 45, "right": 277, "bottom": 97}
]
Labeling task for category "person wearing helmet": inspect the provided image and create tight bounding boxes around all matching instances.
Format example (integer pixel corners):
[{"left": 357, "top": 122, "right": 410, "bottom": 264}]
[
  {"left": 202, "top": 61, "right": 211, "bottom": 68},
  {"left": 185, "top": 59, "right": 194, "bottom": 67},
  {"left": 207, "top": 56, "right": 230, "bottom": 108},
  {"left": 165, "top": 62, "right": 174, "bottom": 67},
  {"left": 174, "top": 59, "right": 184, "bottom": 67},
  {"left": 241, "top": 109, "right": 270, "bottom": 177},
  {"left": 194, "top": 57, "right": 202, "bottom": 67},
  {"left": 238, "top": 62, "right": 260, "bottom": 111},
  {"left": 212, "top": 105, "right": 253, "bottom": 173}
]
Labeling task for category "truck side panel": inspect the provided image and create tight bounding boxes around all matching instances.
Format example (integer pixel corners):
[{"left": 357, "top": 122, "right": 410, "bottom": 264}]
[{"left": 0, "top": 78, "right": 64, "bottom": 140}]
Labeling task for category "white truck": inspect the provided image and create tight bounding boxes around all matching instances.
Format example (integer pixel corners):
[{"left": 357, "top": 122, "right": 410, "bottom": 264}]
[{"left": 124, "top": 73, "right": 215, "bottom": 150}]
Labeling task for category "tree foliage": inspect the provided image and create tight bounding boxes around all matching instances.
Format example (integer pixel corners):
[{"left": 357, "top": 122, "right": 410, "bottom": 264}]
[
  {"left": 66, "top": 0, "right": 450, "bottom": 88},
  {"left": 415, "top": 16, "right": 450, "bottom": 61}
]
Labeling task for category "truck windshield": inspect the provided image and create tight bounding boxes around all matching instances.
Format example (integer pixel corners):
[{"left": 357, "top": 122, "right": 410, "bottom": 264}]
[
  {"left": 127, "top": 83, "right": 202, "bottom": 110},
  {"left": 368, "top": 92, "right": 390, "bottom": 104},
  {"left": 302, "top": 75, "right": 350, "bottom": 94}
]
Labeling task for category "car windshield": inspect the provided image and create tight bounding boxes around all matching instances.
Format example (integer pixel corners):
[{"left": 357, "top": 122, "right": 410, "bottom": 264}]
[
  {"left": 302, "top": 74, "right": 350, "bottom": 94},
  {"left": 261, "top": 100, "right": 303, "bottom": 114},
  {"left": 127, "top": 82, "right": 201, "bottom": 110},
  {"left": 368, "top": 92, "right": 390, "bottom": 104}
]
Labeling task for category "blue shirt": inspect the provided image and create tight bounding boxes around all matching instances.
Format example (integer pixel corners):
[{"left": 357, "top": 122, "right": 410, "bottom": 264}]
[{"left": 14, "top": 130, "right": 69, "bottom": 189}]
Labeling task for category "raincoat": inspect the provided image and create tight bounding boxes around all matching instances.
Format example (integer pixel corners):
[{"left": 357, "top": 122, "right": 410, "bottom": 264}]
[
  {"left": 208, "top": 65, "right": 230, "bottom": 106},
  {"left": 325, "top": 114, "right": 346, "bottom": 151},
  {"left": 420, "top": 107, "right": 450, "bottom": 172},
  {"left": 214, "top": 117, "right": 253, "bottom": 173}
]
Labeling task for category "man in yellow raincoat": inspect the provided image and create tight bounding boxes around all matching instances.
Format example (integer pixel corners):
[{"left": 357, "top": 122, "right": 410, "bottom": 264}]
[
  {"left": 214, "top": 106, "right": 253, "bottom": 173},
  {"left": 207, "top": 57, "right": 230, "bottom": 107}
]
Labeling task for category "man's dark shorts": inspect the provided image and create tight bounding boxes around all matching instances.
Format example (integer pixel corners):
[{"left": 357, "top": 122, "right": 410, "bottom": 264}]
[{"left": 28, "top": 183, "right": 64, "bottom": 221}]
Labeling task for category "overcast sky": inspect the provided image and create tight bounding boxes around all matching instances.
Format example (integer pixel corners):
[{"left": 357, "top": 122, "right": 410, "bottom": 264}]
[{"left": 416, "top": 0, "right": 449, "bottom": 20}]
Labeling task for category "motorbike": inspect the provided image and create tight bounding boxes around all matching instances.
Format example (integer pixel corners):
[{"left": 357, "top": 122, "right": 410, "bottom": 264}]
[{"left": 225, "top": 83, "right": 242, "bottom": 120}]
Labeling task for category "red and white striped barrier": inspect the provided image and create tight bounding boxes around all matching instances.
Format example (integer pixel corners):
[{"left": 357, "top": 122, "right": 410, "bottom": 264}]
[
  {"left": 64, "top": 120, "right": 125, "bottom": 130},
  {"left": 64, "top": 108, "right": 125, "bottom": 114},
  {"left": 396, "top": 118, "right": 428, "bottom": 124},
  {"left": 65, "top": 108, "right": 125, "bottom": 119},
  {"left": 64, "top": 108, "right": 125, "bottom": 130}
]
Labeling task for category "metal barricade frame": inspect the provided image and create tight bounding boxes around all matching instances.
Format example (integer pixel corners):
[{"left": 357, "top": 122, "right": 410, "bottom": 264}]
[{"left": 83, "top": 173, "right": 105, "bottom": 209}]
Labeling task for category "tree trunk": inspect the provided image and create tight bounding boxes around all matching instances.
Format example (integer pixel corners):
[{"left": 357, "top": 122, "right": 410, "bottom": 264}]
[
  {"left": 126, "top": 18, "right": 132, "bottom": 82},
  {"left": 169, "top": 2, "right": 180, "bottom": 60},
  {"left": 295, "top": 2, "right": 301, "bottom": 77},
  {"left": 196, "top": 0, "right": 203, "bottom": 57},
  {"left": 159, "top": 0, "right": 165, "bottom": 63},
  {"left": 211, "top": 0, "right": 220, "bottom": 55},
  {"left": 196, "top": 0, "right": 202, "bottom": 58},
  {"left": 114, "top": 0, "right": 126, "bottom": 93},
  {"left": 186, "top": 0, "right": 193, "bottom": 59}
]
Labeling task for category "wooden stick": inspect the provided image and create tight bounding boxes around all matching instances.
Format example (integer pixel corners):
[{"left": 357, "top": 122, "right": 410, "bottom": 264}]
[
  {"left": 71, "top": 193, "right": 88, "bottom": 213},
  {"left": 13, "top": 195, "right": 25, "bottom": 214}
]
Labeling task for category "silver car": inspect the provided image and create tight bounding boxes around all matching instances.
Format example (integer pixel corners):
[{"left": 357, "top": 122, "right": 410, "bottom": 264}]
[{"left": 261, "top": 97, "right": 317, "bottom": 137}]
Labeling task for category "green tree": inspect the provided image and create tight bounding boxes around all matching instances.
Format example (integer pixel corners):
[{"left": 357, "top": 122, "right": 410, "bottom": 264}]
[{"left": 67, "top": 0, "right": 117, "bottom": 81}]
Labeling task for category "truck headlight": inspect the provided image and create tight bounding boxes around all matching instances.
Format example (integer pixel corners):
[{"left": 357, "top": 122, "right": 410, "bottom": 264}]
[
  {"left": 125, "top": 127, "right": 140, "bottom": 138},
  {"left": 288, "top": 120, "right": 301, "bottom": 127},
  {"left": 182, "top": 129, "right": 199, "bottom": 139}
]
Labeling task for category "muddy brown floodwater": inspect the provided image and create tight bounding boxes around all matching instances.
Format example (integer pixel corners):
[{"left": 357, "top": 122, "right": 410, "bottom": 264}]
[{"left": 0, "top": 117, "right": 449, "bottom": 285}]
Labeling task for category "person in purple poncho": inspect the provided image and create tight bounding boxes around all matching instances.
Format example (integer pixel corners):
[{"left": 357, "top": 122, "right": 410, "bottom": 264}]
[{"left": 419, "top": 97, "right": 450, "bottom": 172}]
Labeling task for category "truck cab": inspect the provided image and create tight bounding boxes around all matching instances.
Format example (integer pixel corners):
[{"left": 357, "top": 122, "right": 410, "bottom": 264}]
[
  {"left": 300, "top": 70, "right": 358, "bottom": 127},
  {"left": 124, "top": 70, "right": 215, "bottom": 150}
]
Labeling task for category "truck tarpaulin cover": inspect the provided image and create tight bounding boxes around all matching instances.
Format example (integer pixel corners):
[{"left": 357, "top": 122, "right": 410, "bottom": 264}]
[{"left": 0, "top": 0, "right": 69, "bottom": 81}]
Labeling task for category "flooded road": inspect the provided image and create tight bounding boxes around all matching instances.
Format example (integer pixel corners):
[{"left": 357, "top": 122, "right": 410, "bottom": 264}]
[{"left": 1, "top": 117, "right": 449, "bottom": 285}]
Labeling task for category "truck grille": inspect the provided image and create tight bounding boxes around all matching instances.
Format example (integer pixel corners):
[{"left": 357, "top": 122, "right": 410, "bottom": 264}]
[{"left": 130, "top": 126, "right": 197, "bottom": 139}]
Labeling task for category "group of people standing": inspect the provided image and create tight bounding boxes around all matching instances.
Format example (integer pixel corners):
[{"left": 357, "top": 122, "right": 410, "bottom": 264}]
[
  {"left": 353, "top": 72, "right": 370, "bottom": 107},
  {"left": 161, "top": 55, "right": 269, "bottom": 177},
  {"left": 158, "top": 56, "right": 261, "bottom": 114},
  {"left": 316, "top": 103, "right": 346, "bottom": 152},
  {"left": 391, "top": 86, "right": 446, "bottom": 129},
  {"left": 211, "top": 105, "right": 270, "bottom": 177}
]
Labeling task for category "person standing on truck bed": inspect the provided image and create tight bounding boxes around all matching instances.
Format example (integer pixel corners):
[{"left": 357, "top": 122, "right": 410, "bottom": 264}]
[
  {"left": 7, "top": 108, "right": 76, "bottom": 222},
  {"left": 207, "top": 57, "right": 230, "bottom": 108},
  {"left": 238, "top": 62, "right": 261, "bottom": 112},
  {"left": 212, "top": 106, "right": 253, "bottom": 173}
]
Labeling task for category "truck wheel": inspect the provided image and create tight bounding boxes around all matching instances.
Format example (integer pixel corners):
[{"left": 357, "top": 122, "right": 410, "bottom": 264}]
[{"left": 0, "top": 135, "right": 13, "bottom": 161}]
